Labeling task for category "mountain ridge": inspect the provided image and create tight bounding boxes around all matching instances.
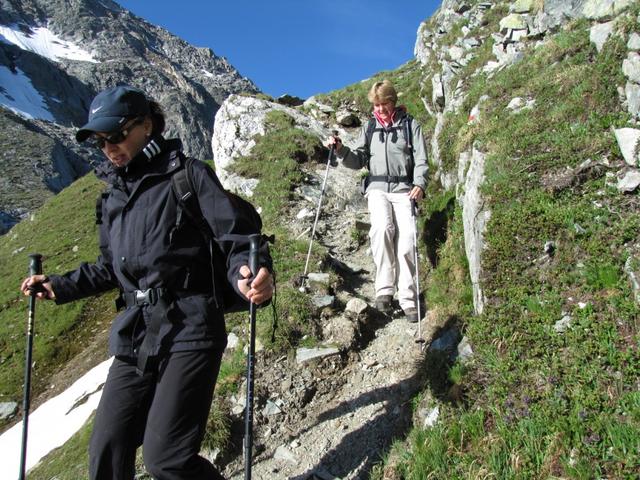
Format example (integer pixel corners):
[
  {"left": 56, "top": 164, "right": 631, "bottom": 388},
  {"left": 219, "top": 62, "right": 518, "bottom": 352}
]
[{"left": 0, "top": 0, "right": 259, "bottom": 233}]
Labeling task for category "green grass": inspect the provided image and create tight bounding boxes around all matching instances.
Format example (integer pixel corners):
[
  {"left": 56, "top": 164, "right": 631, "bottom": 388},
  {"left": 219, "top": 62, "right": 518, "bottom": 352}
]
[
  {"left": 226, "top": 109, "right": 327, "bottom": 353},
  {"left": 28, "top": 419, "right": 93, "bottom": 480},
  {"left": 375, "top": 14, "right": 640, "bottom": 480},
  {"left": 0, "top": 174, "right": 113, "bottom": 415}
]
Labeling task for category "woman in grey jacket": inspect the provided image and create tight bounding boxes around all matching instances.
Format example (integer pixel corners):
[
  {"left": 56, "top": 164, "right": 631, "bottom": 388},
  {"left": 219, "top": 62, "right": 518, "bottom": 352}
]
[
  {"left": 20, "top": 85, "right": 273, "bottom": 480},
  {"left": 329, "top": 80, "right": 428, "bottom": 322}
]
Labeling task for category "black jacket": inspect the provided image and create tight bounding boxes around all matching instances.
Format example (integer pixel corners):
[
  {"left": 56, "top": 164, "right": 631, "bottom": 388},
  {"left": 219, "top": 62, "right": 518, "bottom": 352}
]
[{"left": 50, "top": 137, "right": 271, "bottom": 358}]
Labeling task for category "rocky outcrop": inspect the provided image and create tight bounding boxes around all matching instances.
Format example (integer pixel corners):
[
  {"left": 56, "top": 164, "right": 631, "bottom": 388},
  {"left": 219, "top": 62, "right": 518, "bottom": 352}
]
[
  {"left": 459, "top": 146, "right": 489, "bottom": 315},
  {"left": 211, "top": 94, "right": 334, "bottom": 195},
  {"left": 410, "top": 0, "right": 639, "bottom": 320}
]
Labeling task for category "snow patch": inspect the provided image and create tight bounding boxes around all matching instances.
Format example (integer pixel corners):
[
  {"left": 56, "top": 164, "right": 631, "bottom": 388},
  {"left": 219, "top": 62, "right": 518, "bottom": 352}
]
[
  {"left": 0, "top": 357, "right": 113, "bottom": 479},
  {"left": 0, "top": 66, "right": 55, "bottom": 121},
  {"left": 0, "top": 24, "right": 98, "bottom": 63}
]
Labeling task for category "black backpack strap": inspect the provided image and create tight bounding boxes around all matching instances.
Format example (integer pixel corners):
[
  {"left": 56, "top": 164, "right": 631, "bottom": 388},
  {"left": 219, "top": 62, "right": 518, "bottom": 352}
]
[
  {"left": 95, "top": 188, "right": 111, "bottom": 225},
  {"left": 364, "top": 117, "right": 377, "bottom": 162},
  {"left": 403, "top": 114, "right": 415, "bottom": 184},
  {"left": 170, "top": 157, "right": 221, "bottom": 310},
  {"left": 171, "top": 157, "right": 210, "bottom": 236}
]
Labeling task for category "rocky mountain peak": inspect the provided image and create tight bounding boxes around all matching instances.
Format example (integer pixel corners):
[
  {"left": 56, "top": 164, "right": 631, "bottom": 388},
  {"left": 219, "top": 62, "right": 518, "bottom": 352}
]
[{"left": 0, "top": 0, "right": 259, "bottom": 233}]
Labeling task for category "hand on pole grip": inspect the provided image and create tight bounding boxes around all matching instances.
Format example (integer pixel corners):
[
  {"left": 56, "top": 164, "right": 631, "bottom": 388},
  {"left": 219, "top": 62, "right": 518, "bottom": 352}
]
[
  {"left": 248, "top": 234, "right": 260, "bottom": 277},
  {"left": 248, "top": 234, "right": 261, "bottom": 304},
  {"left": 329, "top": 130, "right": 340, "bottom": 165},
  {"left": 27, "top": 254, "right": 47, "bottom": 296}
]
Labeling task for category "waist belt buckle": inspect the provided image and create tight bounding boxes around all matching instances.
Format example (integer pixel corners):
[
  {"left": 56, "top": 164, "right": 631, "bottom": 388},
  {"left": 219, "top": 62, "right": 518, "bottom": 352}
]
[{"left": 135, "top": 289, "right": 153, "bottom": 305}]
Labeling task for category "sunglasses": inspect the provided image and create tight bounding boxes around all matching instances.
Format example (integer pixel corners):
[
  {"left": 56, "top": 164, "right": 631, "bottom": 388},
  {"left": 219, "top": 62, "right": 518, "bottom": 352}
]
[{"left": 91, "top": 117, "right": 144, "bottom": 149}]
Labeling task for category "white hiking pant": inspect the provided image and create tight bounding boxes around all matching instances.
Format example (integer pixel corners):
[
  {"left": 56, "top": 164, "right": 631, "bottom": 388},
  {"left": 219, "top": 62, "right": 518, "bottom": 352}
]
[{"left": 366, "top": 190, "right": 417, "bottom": 311}]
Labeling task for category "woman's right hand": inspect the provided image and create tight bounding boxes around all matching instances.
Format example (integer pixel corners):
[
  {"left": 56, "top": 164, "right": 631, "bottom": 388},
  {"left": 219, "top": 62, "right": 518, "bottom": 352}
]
[
  {"left": 20, "top": 275, "right": 55, "bottom": 300},
  {"left": 327, "top": 134, "right": 342, "bottom": 153}
]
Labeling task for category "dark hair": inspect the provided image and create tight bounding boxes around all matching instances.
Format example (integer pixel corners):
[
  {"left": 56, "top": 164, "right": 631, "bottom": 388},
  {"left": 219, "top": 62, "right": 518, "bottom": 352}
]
[{"left": 148, "top": 100, "right": 165, "bottom": 136}]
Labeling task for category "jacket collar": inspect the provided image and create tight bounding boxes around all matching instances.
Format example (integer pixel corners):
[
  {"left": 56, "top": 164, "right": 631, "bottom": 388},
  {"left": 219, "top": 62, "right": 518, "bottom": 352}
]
[{"left": 95, "top": 137, "right": 183, "bottom": 184}]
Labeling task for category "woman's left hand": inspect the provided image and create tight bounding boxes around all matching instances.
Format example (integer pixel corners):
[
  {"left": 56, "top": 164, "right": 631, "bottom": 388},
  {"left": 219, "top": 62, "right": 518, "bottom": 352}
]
[
  {"left": 408, "top": 186, "right": 424, "bottom": 202},
  {"left": 238, "top": 266, "right": 274, "bottom": 305}
]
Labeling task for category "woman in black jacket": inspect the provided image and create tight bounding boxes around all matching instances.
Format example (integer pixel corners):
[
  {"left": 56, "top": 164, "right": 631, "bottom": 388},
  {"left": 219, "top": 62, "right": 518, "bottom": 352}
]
[{"left": 20, "top": 85, "right": 273, "bottom": 480}]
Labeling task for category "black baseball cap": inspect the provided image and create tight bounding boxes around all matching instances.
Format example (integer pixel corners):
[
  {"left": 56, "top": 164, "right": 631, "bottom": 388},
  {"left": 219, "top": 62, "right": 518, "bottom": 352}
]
[{"left": 76, "top": 85, "right": 150, "bottom": 142}]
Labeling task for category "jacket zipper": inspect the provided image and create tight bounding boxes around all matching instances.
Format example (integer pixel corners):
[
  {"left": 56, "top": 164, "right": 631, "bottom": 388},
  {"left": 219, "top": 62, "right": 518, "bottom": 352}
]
[{"left": 384, "top": 126, "right": 391, "bottom": 193}]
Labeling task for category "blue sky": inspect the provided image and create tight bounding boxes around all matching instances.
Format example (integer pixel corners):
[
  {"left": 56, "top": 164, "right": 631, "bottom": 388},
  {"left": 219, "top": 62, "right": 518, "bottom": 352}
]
[{"left": 116, "top": 1, "right": 441, "bottom": 99}]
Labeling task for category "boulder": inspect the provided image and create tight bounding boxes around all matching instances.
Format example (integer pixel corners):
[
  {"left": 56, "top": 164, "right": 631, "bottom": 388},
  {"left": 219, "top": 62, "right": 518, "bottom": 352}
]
[
  {"left": 0, "top": 402, "right": 18, "bottom": 420},
  {"left": 211, "top": 95, "right": 331, "bottom": 192},
  {"left": 617, "top": 170, "right": 640, "bottom": 192},
  {"left": 460, "top": 147, "right": 490, "bottom": 315},
  {"left": 295, "top": 347, "right": 340, "bottom": 364},
  {"left": 614, "top": 128, "right": 640, "bottom": 166},
  {"left": 590, "top": 21, "right": 616, "bottom": 53},
  {"left": 623, "top": 52, "right": 640, "bottom": 83},
  {"left": 277, "top": 94, "right": 304, "bottom": 107},
  {"left": 512, "top": 0, "right": 535, "bottom": 13},
  {"left": 499, "top": 14, "right": 528, "bottom": 33},
  {"left": 583, "top": 0, "right": 634, "bottom": 20},
  {"left": 336, "top": 110, "right": 361, "bottom": 127},
  {"left": 625, "top": 82, "right": 640, "bottom": 118},
  {"left": 628, "top": 33, "right": 640, "bottom": 50},
  {"left": 321, "top": 315, "right": 359, "bottom": 350}
]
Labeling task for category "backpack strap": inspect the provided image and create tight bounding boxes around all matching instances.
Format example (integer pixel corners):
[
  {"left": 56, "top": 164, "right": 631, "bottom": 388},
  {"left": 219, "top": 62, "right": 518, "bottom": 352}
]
[
  {"left": 364, "top": 118, "right": 377, "bottom": 161},
  {"left": 95, "top": 189, "right": 111, "bottom": 225},
  {"left": 171, "top": 157, "right": 210, "bottom": 237},
  {"left": 170, "top": 156, "right": 221, "bottom": 309},
  {"left": 403, "top": 114, "right": 415, "bottom": 184}
]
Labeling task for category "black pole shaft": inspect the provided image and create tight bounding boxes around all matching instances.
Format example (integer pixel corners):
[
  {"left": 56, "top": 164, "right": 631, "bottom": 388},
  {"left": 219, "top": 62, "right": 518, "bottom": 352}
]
[
  {"left": 20, "top": 253, "right": 42, "bottom": 480},
  {"left": 244, "top": 235, "right": 260, "bottom": 480}
]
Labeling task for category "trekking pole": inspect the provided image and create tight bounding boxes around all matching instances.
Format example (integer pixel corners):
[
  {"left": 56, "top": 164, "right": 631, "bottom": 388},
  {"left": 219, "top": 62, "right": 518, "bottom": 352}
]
[
  {"left": 411, "top": 201, "right": 425, "bottom": 350},
  {"left": 19, "top": 253, "right": 43, "bottom": 480},
  {"left": 244, "top": 234, "right": 261, "bottom": 480},
  {"left": 299, "top": 131, "right": 337, "bottom": 292}
]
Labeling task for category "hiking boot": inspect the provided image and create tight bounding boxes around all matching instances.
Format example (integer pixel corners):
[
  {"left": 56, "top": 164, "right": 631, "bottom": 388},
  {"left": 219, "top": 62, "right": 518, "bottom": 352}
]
[
  {"left": 375, "top": 295, "right": 393, "bottom": 313},
  {"left": 403, "top": 308, "right": 419, "bottom": 323}
]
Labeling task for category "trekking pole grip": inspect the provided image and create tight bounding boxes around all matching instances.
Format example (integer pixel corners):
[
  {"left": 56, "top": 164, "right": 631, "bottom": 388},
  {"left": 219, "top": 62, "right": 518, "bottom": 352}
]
[
  {"left": 29, "top": 253, "right": 43, "bottom": 279},
  {"left": 248, "top": 235, "right": 260, "bottom": 280}
]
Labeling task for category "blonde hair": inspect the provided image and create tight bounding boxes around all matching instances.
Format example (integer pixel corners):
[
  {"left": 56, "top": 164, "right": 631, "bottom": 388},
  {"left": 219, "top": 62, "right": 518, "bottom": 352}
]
[{"left": 367, "top": 80, "right": 398, "bottom": 105}]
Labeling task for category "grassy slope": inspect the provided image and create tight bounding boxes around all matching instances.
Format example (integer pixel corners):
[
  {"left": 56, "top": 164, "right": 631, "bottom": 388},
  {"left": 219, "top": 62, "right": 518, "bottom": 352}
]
[
  {"left": 368, "top": 13, "right": 640, "bottom": 480},
  {"left": 0, "top": 173, "right": 116, "bottom": 411}
]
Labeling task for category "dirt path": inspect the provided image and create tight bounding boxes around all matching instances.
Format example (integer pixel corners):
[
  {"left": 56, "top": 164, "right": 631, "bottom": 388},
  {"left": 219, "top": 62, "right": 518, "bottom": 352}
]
[{"left": 224, "top": 162, "right": 429, "bottom": 480}]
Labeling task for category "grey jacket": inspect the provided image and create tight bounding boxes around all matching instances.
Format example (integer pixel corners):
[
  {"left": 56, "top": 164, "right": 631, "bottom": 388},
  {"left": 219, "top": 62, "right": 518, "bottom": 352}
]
[{"left": 337, "top": 109, "right": 428, "bottom": 194}]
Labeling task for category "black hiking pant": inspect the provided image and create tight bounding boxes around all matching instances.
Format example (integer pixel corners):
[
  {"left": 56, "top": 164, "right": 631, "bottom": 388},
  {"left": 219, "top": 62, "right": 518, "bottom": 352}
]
[{"left": 89, "top": 349, "right": 225, "bottom": 480}]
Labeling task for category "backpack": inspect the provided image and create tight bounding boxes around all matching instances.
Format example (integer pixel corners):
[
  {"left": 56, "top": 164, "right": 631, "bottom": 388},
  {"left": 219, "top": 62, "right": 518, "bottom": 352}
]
[
  {"left": 360, "top": 113, "right": 415, "bottom": 194},
  {"left": 171, "top": 156, "right": 269, "bottom": 313}
]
